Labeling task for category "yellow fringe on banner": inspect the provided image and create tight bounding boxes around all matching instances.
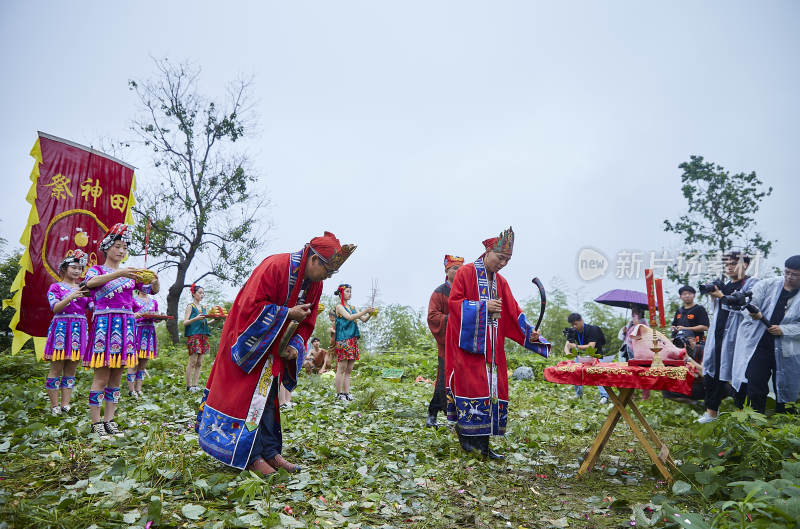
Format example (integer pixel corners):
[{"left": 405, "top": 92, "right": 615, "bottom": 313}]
[
  {"left": 125, "top": 354, "right": 136, "bottom": 369},
  {"left": 2, "top": 138, "right": 136, "bottom": 356},
  {"left": 120, "top": 173, "right": 137, "bottom": 264},
  {"left": 125, "top": 173, "right": 136, "bottom": 225},
  {"left": 70, "top": 349, "right": 80, "bottom": 361},
  {"left": 3, "top": 138, "right": 46, "bottom": 359}
]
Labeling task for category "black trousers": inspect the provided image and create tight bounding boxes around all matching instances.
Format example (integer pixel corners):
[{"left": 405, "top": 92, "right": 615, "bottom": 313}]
[
  {"left": 704, "top": 338, "right": 725, "bottom": 412},
  {"left": 428, "top": 356, "right": 446, "bottom": 416},
  {"left": 248, "top": 379, "right": 282, "bottom": 465},
  {"left": 744, "top": 342, "right": 779, "bottom": 414}
]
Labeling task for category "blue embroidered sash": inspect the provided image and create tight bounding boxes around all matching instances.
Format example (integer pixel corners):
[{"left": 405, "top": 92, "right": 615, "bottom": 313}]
[{"left": 230, "top": 250, "right": 304, "bottom": 374}]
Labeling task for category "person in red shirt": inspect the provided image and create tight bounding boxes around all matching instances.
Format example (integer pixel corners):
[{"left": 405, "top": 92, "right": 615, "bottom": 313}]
[{"left": 425, "top": 254, "right": 464, "bottom": 428}]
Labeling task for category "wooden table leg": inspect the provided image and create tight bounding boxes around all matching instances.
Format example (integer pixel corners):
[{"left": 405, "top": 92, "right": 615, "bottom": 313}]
[
  {"left": 578, "top": 387, "right": 634, "bottom": 477},
  {"left": 626, "top": 399, "right": 677, "bottom": 468},
  {"left": 605, "top": 389, "right": 674, "bottom": 482}
]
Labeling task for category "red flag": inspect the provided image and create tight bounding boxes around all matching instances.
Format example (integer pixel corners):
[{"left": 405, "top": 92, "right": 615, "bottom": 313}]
[
  {"left": 4, "top": 132, "right": 136, "bottom": 355},
  {"left": 644, "top": 269, "right": 657, "bottom": 328},
  {"left": 655, "top": 278, "right": 666, "bottom": 328}
]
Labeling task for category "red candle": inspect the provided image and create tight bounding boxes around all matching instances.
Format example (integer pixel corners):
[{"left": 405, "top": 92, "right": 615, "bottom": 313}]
[
  {"left": 645, "top": 269, "right": 657, "bottom": 327},
  {"left": 655, "top": 278, "right": 666, "bottom": 328}
]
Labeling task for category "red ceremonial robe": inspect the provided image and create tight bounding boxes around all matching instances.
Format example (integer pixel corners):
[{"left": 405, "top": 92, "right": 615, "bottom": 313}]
[
  {"left": 196, "top": 250, "right": 321, "bottom": 469},
  {"left": 445, "top": 258, "right": 550, "bottom": 436},
  {"left": 427, "top": 282, "right": 450, "bottom": 358}
]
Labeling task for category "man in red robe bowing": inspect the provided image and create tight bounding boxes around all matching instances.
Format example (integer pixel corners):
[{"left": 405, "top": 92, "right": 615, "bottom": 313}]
[
  {"left": 197, "top": 232, "right": 355, "bottom": 475},
  {"left": 445, "top": 227, "right": 550, "bottom": 460}
]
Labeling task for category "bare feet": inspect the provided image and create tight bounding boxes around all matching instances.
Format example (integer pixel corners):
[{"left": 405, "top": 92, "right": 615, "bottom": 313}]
[
  {"left": 266, "top": 454, "right": 301, "bottom": 473},
  {"left": 247, "top": 457, "right": 276, "bottom": 476}
]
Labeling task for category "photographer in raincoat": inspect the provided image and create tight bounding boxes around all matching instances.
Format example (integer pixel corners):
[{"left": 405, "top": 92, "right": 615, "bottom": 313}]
[{"left": 731, "top": 255, "right": 800, "bottom": 414}]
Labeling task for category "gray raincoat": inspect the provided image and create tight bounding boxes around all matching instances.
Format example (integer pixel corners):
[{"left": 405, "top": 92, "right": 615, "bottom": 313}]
[
  {"left": 702, "top": 277, "right": 760, "bottom": 383},
  {"left": 732, "top": 276, "right": 800, "bottom": 403}
]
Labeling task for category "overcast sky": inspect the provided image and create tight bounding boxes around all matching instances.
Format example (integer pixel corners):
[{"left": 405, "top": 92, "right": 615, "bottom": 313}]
[{"left": 1, "top": 1, "right": 798, "bottom": 315}]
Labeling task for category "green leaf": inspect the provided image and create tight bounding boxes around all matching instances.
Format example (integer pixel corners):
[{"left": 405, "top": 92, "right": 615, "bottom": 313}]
[
  {"left": 278, "top": 513, "right": 306, "bottom": 528},
  {"left": 694, "top": 470, "right": 715, "bottom": 484},
  {"left": 122, "top": 510, "right": 139, "bottom": 524},
  {"left": 672, "top": 480, "right": 692, "bottom": 496},
  {"left": 236, "top": 512, "right": 262, "bottom": 526},
  {"left": 146, "top": 498, "right": 162, "bottom": 525},
  {"left": 181, "top": 503, "right": 206, "bottom": 520},
  {"left": 287, "top": 472, "right": 311, "bottom": 490}
]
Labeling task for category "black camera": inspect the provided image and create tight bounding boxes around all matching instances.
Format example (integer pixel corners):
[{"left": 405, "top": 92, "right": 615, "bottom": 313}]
[
  {"left": 720, "top": 290, "right": 773, "bottom": 326},
  {"left": 699, "top": 279, "right": 725, "bottom": 295},
  {"left": 562, "top": 327, "right": 578, "bottom": 343},
  {"left": 672, "top": 329, "right": 695, "bottom": 349},
  {"left": 721, "top": 290, "right": 752, "bottom": 311}
]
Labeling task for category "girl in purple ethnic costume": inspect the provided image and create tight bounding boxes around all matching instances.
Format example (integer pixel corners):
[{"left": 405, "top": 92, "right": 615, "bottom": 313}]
[
  {"left": 127, "top": 290, "right": 159, "bottom": 398},
  {"left": 83, "top": 223, "right": 160, "bottom": 439},
  {"left": 44, "top": 250, "right": 92, "bottom": 415}
]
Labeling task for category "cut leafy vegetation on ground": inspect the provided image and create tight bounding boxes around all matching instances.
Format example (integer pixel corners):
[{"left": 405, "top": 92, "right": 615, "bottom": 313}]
[{"left": 1, "top": 347, "right": 798, "bottom": 528}]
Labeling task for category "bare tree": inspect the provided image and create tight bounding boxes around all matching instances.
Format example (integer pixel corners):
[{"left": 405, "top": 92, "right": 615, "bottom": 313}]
[{"left": 128, "top": 58, "right": 269, "bottom": 343}]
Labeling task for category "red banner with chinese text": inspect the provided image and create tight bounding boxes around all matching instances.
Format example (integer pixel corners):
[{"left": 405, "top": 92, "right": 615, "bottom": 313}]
[{"left": 3, "top": 132, "right": 136, "bottom": 355}]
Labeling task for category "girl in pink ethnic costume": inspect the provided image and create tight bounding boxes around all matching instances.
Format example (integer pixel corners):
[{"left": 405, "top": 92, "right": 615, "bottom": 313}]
[
  {"left": 84, "top": 223, "right": 160, "bottom": 439},
  {"left": 44, "top": 250, "right": 92, "bottom": 415},
  {"left": 127, "top": 290, "right": 159, "bottom": 398}
]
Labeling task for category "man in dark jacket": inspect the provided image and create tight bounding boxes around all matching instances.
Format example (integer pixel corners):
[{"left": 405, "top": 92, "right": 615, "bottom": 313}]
[{"left": 425, "top": 254, "right": 463, "bottom": 427}]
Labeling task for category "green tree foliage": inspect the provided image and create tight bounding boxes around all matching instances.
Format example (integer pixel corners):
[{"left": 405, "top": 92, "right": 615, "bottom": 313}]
[
  {"left": 508, "top": 286, "right": 627, "bottom": 358},
  {"left": 127, "top": 59, "right": 269, "bottom": 344},
  {"left": 361, "top": 304, "right": 434, "bottom": 354},
  {"left": 507, "top": 286, "right": 571, "bottom": 357},
  {"left": 310, "top": 294, "right": 337, "bottom": 347},
  {"left": 579, "top": 301, "right": 627, "bottom": 356},
  {"left": 0, "top": 247, "right": 22, "bottom": 351},
  {"left": 663, "top": 155, "right": 773, "bottom": 283}
]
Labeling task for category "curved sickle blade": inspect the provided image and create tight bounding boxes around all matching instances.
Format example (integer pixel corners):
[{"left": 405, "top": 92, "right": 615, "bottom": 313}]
[{"left": 532, "top": 277, "right": 546, "bottom": 331}]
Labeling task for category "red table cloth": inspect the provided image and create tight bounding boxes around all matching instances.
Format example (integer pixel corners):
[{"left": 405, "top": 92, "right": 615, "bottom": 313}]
[{"left": 544, "top": 360, "right": 696, "bottom": 395}]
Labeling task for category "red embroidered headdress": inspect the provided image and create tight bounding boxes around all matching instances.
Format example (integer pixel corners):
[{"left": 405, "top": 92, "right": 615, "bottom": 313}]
[
  {"left": 307, "top": 231, "right": 356, "bottom": 273},
  {"left": 482, "top": 226, "right": 514, "bottom": 255},
  {"left": 443, "top": 254, "right": 465, "bottom": 270},
  {"left": 334, "top": 283, "right": 352, "bottom": 306}
]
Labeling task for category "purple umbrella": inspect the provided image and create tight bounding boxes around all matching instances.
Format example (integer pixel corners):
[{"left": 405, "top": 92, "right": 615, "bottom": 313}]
[{"left": 594, "top": 289, "right": 649, "bottom": 311}]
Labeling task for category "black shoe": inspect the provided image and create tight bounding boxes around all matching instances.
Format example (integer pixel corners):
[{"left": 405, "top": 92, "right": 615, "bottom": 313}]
[
  {"left": 425, "top": 414, "right": 438, "bottom": 428},
  {"left": 485, "top": 447, "right": 505, "bottom": 460},
  {"left": 103, "top": 421, "right": 125, "bottom": 438},
  {"left": 473, "top": 435, "right": 504, "bottom": 460},
  {"left": 455, "top": 425, "right": 478, "bottom": 454}
]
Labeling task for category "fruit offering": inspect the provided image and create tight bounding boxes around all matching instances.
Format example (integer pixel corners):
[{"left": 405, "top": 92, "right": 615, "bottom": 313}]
[
  {"left": 208, "top": 305, "right": 228, "bottom": 319},
  {"left": 133, "top": 269, "right": 157, "bottom": 284},
  {"left": 141, "top": 313, "right": 174, "bottom": 321}
]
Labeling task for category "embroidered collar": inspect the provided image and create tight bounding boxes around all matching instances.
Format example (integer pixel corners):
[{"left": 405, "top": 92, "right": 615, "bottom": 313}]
[
  {"left": 286, "top": 250, "right": 304, "bottom": 305},
  {"left": 473, "top": 258, "right": 496, "bottom": 302}
]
